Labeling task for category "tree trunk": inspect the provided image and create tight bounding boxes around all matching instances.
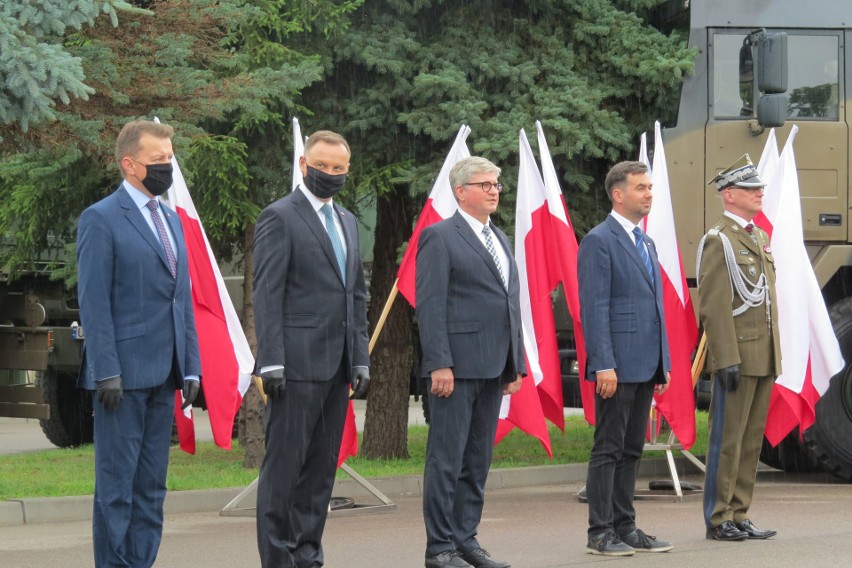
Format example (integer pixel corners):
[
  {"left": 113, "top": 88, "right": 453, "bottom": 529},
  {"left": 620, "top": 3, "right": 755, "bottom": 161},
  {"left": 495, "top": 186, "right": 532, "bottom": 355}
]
[
  {"left": 361, "top": 188, "right": 415, "bottom": 459},
  {"left": 238, "top": 223, "right": 266, "bottom": 469}
]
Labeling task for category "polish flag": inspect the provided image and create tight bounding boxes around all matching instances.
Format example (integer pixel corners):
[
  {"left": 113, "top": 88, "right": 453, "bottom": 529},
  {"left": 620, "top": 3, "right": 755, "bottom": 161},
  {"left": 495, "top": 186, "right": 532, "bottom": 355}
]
[
  {"left": 752, "top": 126, "right": 844, "bottom": 444},
  {"left": 291, "top": 117, "right": 358, "bottom": 466},
  {"left": 396, "top": 125, "right": 471, "bottom": 307},
  {"left": 638, "top": 122, "right": 699, "bottom": 449},
  {"left": 166, "top": 154, "right": 254, "bottom": 454}
]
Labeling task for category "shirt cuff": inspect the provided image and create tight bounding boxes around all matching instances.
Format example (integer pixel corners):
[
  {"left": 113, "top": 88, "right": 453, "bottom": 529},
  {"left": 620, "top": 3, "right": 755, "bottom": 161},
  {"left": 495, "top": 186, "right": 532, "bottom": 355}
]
[
  {"left": 184, "top": 375, "right": 199, "bottom": 382},
  {"left": 260, "top": 365, "right": 284, "bottom": 374}
]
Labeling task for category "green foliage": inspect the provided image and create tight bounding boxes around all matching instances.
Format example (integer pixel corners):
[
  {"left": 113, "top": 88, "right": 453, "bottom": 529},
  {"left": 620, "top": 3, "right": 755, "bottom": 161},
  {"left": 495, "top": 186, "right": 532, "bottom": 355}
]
[{"left": 0, "top": 0, "right": 139, "bottom": 130}]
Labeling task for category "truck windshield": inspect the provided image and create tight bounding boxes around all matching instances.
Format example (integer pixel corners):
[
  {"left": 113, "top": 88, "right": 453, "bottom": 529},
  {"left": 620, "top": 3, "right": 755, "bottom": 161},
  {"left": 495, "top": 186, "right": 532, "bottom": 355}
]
[{"left": 712, "top": 31, "right": 840, "bottom": 121}]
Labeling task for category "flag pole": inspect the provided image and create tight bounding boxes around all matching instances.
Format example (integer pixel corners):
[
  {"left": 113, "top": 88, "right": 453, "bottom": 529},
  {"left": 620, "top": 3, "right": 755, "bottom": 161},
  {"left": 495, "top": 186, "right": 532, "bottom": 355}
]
[
  {"left": 691, "top": 332, "right": 707, "bottom": 387},
  {"left": 368, "top": 278, "right": 400, "bottom": 354}
]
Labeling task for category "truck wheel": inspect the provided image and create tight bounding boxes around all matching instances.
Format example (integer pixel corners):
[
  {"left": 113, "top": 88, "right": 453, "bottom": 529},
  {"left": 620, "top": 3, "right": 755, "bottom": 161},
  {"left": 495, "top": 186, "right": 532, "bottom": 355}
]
[
  {"left": 36, "top": 370, "right": 94, "bottom": 447},
  {"left": 802, "top": 297, "right": 852, "bottom": 482},
  {"left": 759, "top": 427, "right": 818, "bottom": 473}
]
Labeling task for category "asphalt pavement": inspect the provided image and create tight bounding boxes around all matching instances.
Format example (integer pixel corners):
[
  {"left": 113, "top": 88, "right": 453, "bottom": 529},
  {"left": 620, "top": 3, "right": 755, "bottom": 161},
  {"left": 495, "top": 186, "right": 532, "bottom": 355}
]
[{"left": 2, "top": 400, "right": 851, "bottom": 567}]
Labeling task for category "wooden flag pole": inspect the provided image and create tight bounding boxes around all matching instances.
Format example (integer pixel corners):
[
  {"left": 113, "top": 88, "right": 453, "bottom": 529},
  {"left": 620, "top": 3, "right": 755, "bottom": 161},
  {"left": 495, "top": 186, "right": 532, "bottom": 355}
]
[
  {"left": 691, "top": 332, "right": 707, "bottom": 387},
  {"left": 368, "top": 278, "right": 400, "bottom": 354}
]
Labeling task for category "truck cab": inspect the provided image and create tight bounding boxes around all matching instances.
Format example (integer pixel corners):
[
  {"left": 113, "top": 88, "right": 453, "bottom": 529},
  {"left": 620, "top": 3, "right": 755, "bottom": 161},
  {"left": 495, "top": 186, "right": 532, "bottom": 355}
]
[{"left": 663, "top": 0, "right": 852, "bottom": 479}]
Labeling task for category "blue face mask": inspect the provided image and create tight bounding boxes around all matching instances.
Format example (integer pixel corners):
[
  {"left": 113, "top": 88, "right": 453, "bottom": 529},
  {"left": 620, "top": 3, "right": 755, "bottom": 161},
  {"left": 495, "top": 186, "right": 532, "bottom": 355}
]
[{"left": 305, "top": 166, "right": 347, "bottom": 199}]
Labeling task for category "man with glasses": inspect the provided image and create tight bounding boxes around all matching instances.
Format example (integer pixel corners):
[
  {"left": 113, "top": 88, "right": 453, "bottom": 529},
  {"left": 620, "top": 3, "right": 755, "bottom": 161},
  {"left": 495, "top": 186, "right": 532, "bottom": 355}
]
[
  {"left": 697, "top": 155, "right": 780, "bottom": 542},
  {"left": 416, "top": 156, "right": 524, "bottom": 568}
]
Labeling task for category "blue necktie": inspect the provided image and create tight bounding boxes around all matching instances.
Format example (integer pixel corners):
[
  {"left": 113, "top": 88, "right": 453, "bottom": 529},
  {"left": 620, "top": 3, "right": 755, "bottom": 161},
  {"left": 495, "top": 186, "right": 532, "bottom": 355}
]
[
  {"left": 632, "top": 227, "right": 653, "bottom": 280},
  {"left": 146, "top": 200, "right": 177, "bottom": 278},
  {"left": 321, "top": 203, "right": 346, "bottom": 283}
]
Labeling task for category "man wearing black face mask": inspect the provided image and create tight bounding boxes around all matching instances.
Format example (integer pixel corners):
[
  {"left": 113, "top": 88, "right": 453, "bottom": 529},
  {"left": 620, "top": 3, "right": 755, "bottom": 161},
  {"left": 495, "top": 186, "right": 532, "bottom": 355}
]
[
  {"left": 76, "top": 120, "right": 201, "bottom": 567},
  {"left": 253, "top": 129, "right": 371, "bottom": 568}
]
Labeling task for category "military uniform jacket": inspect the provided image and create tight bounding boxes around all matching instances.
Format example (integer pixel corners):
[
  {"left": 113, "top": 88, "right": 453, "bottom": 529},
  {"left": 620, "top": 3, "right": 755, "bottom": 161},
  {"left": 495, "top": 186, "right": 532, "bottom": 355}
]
[{"left": 697, "top": 216, "right": 782, "bottom": 377}]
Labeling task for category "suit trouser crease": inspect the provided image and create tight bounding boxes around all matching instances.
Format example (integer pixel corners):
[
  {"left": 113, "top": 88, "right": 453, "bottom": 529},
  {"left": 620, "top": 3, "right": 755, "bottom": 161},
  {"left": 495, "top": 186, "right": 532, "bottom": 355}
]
[
  {"left": 586, "top": 381, "right": 655, "bottom": 537},
  {"left": 423, "top": 377, "right": 502, "bottom": 556},
  {"left": 93, "top": 380, "right": 174, "bottom": 568},
  {"left": 256, "top": 362, "right": 349, "bottom": 568},
  {"left": 704, "top": 373, "right": 774, "bottom": 527}
]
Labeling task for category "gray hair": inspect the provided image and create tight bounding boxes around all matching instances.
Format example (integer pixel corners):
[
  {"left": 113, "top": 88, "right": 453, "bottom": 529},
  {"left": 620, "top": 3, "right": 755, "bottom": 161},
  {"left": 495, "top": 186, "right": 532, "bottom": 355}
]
[{"left": 449, "top": 156, "right": 501, "bottom": 189}]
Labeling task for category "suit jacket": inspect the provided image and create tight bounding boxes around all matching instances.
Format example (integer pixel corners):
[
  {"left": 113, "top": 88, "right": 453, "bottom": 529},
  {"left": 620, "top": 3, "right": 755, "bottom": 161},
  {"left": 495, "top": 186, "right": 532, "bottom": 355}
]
[
  {"left": 252, "top": 186, "right": 369, "bottom": 381},
  {"left": 697, "top": 216, "right": 781, "bottom": 376},
  {"left": 77, "top": 186, "right": 201, "bottom": 390},
  {"left": 578, "top": 214, "right": 671, "bottom": 383},
  {"left": 415, "top": 211, "right": 526, "bottom": 381}
]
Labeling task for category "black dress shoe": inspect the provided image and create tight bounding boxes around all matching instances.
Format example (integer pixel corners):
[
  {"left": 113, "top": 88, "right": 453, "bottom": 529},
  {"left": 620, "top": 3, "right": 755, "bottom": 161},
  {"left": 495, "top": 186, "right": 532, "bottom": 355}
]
[
  {"left": 460, "top": 547, "right": 510, "bottom": 568},
  {"left": 736, "top": 519, "right": 777, "bottom": 539},
  {"left": 620, "top": 528, "right": 674, "bottom": 552},
  {"left": 706, "top": 520, "right": 748, "bottom": 541},
  {"left": 425, "top": 550, "right": 473, "bottom": 568}
]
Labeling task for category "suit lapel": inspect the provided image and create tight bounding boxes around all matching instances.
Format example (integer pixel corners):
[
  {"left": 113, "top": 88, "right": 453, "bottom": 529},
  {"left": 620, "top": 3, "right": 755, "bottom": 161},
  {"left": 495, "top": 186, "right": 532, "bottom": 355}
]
[
  {"left": 491, "top": 222, "right": 514, "bottom": 284},
  {"left": 608, "top": 215, "right": 654, "bottom": 288},
  {"left": 337, "top": 204, "right": 359, "bottom": 289},
  {"left": 118, "top": 188, "right": 173, "bottom": 276},
  {"left": 292, "top": 187, "right": 345, "bottom": 285},
  {"left": 452, "top": 212, "right": 506, "bottom": 291}
]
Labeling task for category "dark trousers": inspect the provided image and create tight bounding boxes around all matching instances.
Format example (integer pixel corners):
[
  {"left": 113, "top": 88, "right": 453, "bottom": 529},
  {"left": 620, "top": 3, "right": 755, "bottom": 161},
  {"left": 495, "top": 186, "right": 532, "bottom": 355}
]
[
  {"left": 704, "top": 373, "right": 774, "bottom": 528},
  {"left": 423, "top": 377, "right": 503, "bottom": 557},
  {"left": 256, "top": 360, "right": 349, "bottom": 568},
  {"left": 586, "top": 380, "right": 655, "bottom": 538},
  {"left": 92, "top": 379, "right": 174, "bottom": 568}
]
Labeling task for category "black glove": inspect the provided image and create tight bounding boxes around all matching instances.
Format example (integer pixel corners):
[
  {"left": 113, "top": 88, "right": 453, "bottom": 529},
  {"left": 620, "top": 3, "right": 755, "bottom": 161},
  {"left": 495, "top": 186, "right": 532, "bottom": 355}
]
[
  {"left": 350, "top": 367, "right": 370, "bottom": 399},
  {"left": 96, "top": 376, "right": 123, "bottom": 411},
  {"left": 717, "top": 364, "right": 740, "bottom": 393},
  {"left": 182, "top": 380, "right": 200, "bottom": 410},
  {"left": 260, "top": 368, "right": 286, "bottom": 401}
]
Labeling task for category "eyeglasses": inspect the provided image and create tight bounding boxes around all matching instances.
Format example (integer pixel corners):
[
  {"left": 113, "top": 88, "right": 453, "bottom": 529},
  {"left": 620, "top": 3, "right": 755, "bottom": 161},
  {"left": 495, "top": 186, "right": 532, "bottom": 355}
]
[{"left": 463, "top": 182, "right": 504, "bottom": 193}]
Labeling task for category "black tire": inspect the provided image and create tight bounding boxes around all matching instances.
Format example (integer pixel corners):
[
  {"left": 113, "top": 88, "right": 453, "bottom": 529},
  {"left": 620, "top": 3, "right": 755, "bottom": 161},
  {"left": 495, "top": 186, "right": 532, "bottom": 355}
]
[
  {"left": 759, "top": 427, "right": 818, "bottom": 473},
  {"left": 36, "top": 369, "right": 94, "bottom": 447},
  {"left": 802, "top": 297, "right": 852, "bottom": 482}
]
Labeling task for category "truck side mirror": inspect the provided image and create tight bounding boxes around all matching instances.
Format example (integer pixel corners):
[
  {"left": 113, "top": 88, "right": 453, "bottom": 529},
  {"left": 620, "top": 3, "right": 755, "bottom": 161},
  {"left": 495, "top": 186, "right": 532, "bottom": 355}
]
[
  {"left": 757, "top": 94, "right": 787, "bottom": 127},
  {"left": 758, "top": 33, "right": 788, "bottom": 94}
]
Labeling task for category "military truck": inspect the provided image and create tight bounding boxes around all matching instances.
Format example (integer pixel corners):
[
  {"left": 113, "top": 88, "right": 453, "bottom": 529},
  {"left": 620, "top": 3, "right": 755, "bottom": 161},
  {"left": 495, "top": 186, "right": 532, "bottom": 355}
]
[
  {"left": 659, "top": 0, "right": 852, "bottom": 480},
  {"left": 0, "top": 266, "right": 92, "bottom": 447}
]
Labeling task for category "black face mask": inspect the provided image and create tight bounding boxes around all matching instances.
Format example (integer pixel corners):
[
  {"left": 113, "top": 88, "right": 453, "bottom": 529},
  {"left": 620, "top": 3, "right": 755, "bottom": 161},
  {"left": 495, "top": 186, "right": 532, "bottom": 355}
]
[
  {"left": 139, "top": 162, "right": 174, "bottom": 196},
  {"left": 305, "top": 166, "right": 347, "bottom": 199}
]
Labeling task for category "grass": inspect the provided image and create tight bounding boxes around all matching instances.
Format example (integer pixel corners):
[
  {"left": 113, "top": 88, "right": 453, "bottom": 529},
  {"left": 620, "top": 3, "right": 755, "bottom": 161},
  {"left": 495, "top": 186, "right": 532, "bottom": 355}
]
[{"left": 0, "top": 412, "right": 709, "bottom": 500}]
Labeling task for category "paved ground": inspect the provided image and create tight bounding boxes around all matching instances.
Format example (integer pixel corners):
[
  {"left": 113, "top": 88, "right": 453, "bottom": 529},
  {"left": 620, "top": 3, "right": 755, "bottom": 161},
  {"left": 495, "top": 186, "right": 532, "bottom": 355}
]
[{"left": 1, "top": 471, "right": 850, "bottom": 567}]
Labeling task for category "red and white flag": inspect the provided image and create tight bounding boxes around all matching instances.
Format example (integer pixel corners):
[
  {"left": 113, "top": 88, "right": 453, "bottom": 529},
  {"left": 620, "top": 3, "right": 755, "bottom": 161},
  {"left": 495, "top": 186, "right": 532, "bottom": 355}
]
[
  {"left": 639, "top": 122, "right": 699, "bottom": 449},
  {"left": 166, "top": 154, "right": 254, "bottom": 454},
  {"left": 291, "top": 117, "right": 358, "bottom": 466},
  {"left": 753, "top": 126, "right": 844, "bottom": 444},
  {"left": 396, "top": 125, "right": 471, "bottom": 307}
]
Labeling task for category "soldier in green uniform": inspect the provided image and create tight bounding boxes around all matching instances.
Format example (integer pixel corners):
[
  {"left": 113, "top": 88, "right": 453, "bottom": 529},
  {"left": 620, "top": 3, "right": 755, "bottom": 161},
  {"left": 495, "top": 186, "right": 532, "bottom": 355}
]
[{"left": 697, "top": 155, "right": 782, "bottom": 542}]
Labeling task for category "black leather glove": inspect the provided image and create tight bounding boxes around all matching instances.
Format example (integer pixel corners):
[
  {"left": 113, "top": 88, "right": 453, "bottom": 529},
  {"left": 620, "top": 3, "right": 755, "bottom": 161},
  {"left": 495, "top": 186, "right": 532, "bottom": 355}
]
[
  {"left": 181, "top": 380, "right": 200, "bottom": 410},
  {"left": 350, "top": 367, "right": 370, "bottom": 399},
  {"left": 96, "top": 376, "right": 123, "bottom": 411},
  {"left": 260, "top": 368, "right": 286, "bottom": 401},
  {"left": 717, "top": 364, "right": 740, "bottom": 393}
]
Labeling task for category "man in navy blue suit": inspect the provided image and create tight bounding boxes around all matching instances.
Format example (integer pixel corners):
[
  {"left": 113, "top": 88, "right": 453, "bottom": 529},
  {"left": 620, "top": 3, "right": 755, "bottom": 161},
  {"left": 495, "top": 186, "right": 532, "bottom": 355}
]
[
  {"left": 77, "top": 120, "right": 201, "bottom": 568},
  {"left": 578, "top": 161, "right": 672, "bottom": 557}
]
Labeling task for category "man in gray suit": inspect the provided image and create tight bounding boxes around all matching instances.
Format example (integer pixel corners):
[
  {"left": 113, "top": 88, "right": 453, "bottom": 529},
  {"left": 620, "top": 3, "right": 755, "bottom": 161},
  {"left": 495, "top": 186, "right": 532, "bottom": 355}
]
[
  {"left": 416, "top": 156, "right": 525, "bottom": 568},
  {"left": 578, "top": 161, "right": 672, "bottom": 557},
  {"left": 253, "top": 130, "right": 370, "bottom": 568}
]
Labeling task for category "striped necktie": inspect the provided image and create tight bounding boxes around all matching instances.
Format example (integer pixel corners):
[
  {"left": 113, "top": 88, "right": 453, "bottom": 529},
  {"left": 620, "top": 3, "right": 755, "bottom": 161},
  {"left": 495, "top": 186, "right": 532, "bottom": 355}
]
[{"left": 632, "top": 227, "right": 653, "bottom": 280}]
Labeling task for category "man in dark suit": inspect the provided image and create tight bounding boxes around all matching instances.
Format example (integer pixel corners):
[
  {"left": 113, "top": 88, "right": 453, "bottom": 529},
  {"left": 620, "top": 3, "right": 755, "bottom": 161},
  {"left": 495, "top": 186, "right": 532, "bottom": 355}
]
[
  {"left": 416, "top": 156, "right": 524, "bottom": 568},
  {"left": 697, "top": 156, "right": 781, "bottom": 542},
  {"left": 253, "top": 130, "right": 370, "bottom": 568},
  {"left": 578, "top": 160, "right": 672, "bottom": 557},
  {"left": 77, "top": 120, "right": 201, "bottom": 568}
]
